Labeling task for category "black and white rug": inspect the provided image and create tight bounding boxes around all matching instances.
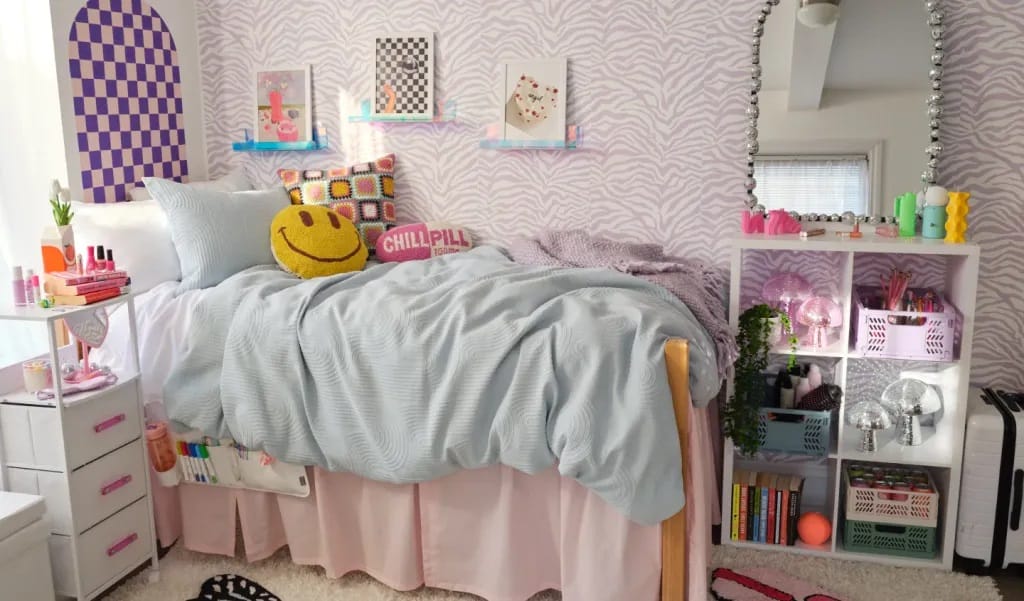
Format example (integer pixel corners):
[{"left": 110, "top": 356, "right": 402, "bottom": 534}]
[{"left": 188, "top": 574, "right": 280, "bottom": 601}]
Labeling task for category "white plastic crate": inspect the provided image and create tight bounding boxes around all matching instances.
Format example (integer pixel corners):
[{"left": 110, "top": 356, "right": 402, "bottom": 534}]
[
  {"left": 844, "top": 467, "right": 939, "bottom": 528},
  {"left": 852, "top": 286, "right": 960, "bottom": 361}
]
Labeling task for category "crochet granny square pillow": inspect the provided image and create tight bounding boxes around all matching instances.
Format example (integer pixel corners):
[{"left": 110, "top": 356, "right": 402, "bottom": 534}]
[{"left": 278, "top": 153, "right": 396, "bottom": 254}]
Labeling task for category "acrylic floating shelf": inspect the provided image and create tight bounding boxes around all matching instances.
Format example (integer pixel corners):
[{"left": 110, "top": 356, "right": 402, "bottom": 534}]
[
  {"left": 479, "top": 125, "right": 582, "bottom": 150},
  {"left": 232, "top": 128, "right": 329, "bottom": 152},
  {"left": 348, "top": 99, "right": 457, "bottom": 123}
]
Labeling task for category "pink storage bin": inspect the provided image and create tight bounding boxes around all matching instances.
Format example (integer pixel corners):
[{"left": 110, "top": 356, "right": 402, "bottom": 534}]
[{"left": 852, "top": 286, "right": 960, "bottom": 361}]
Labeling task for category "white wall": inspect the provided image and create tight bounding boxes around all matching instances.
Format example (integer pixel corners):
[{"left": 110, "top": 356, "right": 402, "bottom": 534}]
[
  {"left": 0, "top": 0, "right": 64, "bottom": 362},
  {"left": 758, "top": 88, "right": 929, "bottom": 214}
]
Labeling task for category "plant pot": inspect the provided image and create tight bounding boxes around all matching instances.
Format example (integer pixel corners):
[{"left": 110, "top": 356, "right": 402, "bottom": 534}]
[
  {"left": 40, "top": 224, "right": 76, "bottom": 273},
  {"left": 765, "top": 316, "right": 783, "bottom": 347}
]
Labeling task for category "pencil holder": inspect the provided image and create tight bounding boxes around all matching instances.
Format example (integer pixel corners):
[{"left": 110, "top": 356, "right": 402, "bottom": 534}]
[{"left": 944, "top": 191, "right": 970, "bottom": 243}]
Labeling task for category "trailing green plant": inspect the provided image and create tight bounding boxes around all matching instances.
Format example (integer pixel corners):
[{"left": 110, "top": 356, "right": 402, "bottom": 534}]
[
  {"left": 722, "top": 304, "right": 798, "bottom": 456},
  {"left": 50, "top": 194, "right": 74, "bottom": 226}
]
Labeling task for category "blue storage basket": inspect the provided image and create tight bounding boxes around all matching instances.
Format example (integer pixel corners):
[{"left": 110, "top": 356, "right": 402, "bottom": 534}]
[{"left": 757, "top": 408, "right": 832, "bottom": 455}]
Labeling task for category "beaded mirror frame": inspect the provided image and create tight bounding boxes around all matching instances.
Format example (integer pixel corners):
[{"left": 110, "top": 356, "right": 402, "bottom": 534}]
[{"left": 744, "top": 0, "right": 946, "bottom": 226}]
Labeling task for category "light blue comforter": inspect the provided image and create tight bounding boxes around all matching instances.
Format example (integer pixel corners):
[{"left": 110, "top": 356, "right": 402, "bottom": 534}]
[{"left": 164, "top": 246, "right": 719, "bottom": 524}]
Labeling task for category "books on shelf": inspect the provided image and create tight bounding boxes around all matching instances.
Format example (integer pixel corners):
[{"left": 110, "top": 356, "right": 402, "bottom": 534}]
[
  {"left": 731, "top": 469, "right": 805, "bottom": 546},
  {"left": 44, "top": 271, "right": 129, "bottom": 306}
]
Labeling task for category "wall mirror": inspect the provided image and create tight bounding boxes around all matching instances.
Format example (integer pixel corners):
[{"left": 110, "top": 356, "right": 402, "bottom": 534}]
[{"left": 745, "top": 0, "right": 945, "bottom": 224}]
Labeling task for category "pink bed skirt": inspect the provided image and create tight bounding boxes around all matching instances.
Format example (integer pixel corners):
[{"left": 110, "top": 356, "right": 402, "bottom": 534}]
[{"left": 152, "top": 408, "right": 720, "bottom": 601}]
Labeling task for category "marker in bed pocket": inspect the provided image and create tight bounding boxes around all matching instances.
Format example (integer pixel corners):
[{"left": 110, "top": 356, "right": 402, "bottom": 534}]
[
  {"left": 199, "top": 444, "right": 218, "bottom": 483},
  {"left": 176, "top": 442, "right": 191, "bottom": 481},
  {"left": 189, "top": 443, "right": 208, "bottom": 482},
  {"left": 181, "top": 442, "right": 199, "bottom": 482}
]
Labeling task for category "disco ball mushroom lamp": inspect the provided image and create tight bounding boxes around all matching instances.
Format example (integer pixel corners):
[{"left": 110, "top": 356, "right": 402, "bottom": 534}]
[
  {"left": 761, "top": 272, "right": 813, "bottom": 325},
  {"left": 847, "top": 401, "right": 893, "bottom": 453},
  {"left": 796, "top": 296, "right": 843, "bottom": 349},
  {"left": 881, "top": 378, "right": 943, "bottom": 446}
]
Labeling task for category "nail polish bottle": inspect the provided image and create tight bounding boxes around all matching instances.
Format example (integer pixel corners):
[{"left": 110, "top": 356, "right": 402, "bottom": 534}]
[
  {"left": 106, "top": 248, "right": 115, "bottom": 272},
  {"left": 96, "top": 245, "right": 107, "bottom": 271},
  {"left": 86, "top": 246, "right": 97, "bottom": 274},
  {"left": 12, "top": 265, "right": 26, "bottom": 306}
]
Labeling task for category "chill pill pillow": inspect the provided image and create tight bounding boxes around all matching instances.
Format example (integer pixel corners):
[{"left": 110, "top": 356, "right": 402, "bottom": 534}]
[
  {"left": 376, "top": 222, "right": 473, "bottom": 262},
  {"left": 270, "top": 205, "right": 368, "bottom": 278}
]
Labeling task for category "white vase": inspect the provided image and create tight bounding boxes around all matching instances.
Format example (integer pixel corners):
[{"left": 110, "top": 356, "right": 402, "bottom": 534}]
[{"left": 40, "top": 224, "right": 76, "bottom": 273}]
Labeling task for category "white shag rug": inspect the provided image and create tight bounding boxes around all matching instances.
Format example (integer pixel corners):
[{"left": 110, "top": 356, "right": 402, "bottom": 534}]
[{"left": 101, "top": 543, "right": 1000, "bottom": 601}]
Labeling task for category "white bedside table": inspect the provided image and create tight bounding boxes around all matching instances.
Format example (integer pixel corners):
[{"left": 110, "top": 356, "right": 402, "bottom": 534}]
[{"left": 0, "top": 294, "right": 159, "bottom": 599}]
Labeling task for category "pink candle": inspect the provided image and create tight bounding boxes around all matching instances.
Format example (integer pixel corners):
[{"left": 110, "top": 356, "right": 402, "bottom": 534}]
[{"left": 269, "top": 89, "right": 284, "bottom": 123}]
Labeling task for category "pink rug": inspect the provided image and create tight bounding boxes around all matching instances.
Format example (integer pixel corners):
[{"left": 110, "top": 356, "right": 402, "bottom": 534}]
[{"left": 711, "top": 567, "right": 846, "bottom": 601}]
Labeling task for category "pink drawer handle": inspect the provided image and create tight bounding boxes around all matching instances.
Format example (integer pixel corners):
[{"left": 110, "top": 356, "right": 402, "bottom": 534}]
[
  {"left": 101, "top": 475, "right": 132, "bottom": 496},
  {"left": 107, "top": 532, "right": 138, "bottom": 557},
  {"left": 93, "top": 413, "right": 126, "bottom": 433}
]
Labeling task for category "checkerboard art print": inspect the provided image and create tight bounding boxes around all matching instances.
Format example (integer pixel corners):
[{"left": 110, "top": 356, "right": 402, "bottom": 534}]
[
  {"left": 68, "top": 0, "right": 188, "bottom": 203},
  {"left": 373, "top": 33, "right": 434, "bottom": 118}
]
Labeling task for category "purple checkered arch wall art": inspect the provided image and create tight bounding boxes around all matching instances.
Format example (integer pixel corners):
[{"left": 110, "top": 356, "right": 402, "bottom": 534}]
[{"left": 68, "top": 0, "right": 188, "bottom": 203}]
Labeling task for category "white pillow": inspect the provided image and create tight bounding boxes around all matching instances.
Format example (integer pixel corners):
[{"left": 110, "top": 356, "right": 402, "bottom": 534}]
[
  {"left": 72, "top": 170, "right": 254, "bottom": 292},
  {"left": 72, "top": 200, "right": 179, "bottom": 293},
  {"left": 130, "top": 168, "right": 251, "bottom": 201},
  {"left": 144, "top": 178, "right": 288, "bottom": 291}
]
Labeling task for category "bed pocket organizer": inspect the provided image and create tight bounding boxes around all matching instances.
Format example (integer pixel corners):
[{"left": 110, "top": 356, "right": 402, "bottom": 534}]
[
  {"left": 150, "top": 429, "right": 309, "bottom": 497},
  {"left": 852, "top": 286, "right": 961, "bottom": 361}
]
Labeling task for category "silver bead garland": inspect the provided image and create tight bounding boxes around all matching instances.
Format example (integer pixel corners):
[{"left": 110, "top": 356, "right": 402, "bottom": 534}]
[{"left": 743, "top": 0, "right": 945, "bottom": 221}]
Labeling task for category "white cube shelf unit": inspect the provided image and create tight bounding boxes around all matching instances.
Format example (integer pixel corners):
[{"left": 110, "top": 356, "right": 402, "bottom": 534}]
[{"left": 722, "top": 234, "right": 980, "bottom": 570}]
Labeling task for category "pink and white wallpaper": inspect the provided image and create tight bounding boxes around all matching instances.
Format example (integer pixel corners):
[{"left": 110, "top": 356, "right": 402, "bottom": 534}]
[{"left": 193, "top": 0, "right": 1022, "bottom": 389}]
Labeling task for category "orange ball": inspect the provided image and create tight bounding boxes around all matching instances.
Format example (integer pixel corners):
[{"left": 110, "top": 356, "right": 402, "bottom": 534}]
[{"left": 797, "top": 511, "right": 832, "bottom": 546}]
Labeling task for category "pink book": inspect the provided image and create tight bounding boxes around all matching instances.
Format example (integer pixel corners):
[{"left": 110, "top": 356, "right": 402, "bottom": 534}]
[
  {"left": 44, "top": 277, "right": 127, "bottom": 296},
  {"left": 46, "top": 269, "right": 128, "bottom": 286}
]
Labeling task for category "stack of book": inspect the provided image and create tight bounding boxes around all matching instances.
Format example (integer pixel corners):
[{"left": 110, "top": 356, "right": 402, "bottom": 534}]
[
  {"left": 43, "top": 270, "right": 129, "bottom": 306},
  {"left": 730, "top": 470, "right": 805, "bottom": 545}
]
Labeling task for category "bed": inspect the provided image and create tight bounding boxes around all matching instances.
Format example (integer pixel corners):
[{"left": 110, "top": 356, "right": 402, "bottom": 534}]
[{"left": 92, "top": 252, "right": 723, "bottom": 601}]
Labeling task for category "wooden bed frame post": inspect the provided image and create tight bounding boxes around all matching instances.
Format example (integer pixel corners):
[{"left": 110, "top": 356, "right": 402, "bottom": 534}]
[{"left": 661, "top": 338, "right": 690, "bottom": 601}]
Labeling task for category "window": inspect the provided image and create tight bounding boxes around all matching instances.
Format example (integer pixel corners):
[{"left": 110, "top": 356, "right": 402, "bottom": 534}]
[{"left": 754, "top": 155, "right": 870, "bottom": 215}]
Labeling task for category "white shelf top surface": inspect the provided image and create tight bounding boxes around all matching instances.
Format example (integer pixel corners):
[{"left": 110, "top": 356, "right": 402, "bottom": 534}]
[
  {"left": 839, "top": 426, "right": 953, "bottom": 468},
  {"left": 0, "top": 293, "right": 131, "bottom": 323},
  {"left": 0, "top": 370, "right": 139, "bottom": 408},
  {"left": 732, "top": 233, "right": 980, "bottom": 255}
]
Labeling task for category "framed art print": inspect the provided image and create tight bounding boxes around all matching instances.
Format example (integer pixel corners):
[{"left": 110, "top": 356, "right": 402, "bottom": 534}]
[
  {"left": 372, "top": 32, "right": 435, "bottom": 119},
  {"left": 255, "top": 65, "right": 312, "bottom": 143},
  {"left": 500, "top": 58, "right": 567, "bottom": 142}
]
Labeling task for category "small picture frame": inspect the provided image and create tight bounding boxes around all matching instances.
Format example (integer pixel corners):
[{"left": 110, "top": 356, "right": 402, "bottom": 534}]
[
  {"left": 372, "top": 32, "right": 435, "bottom": 119},
  {"left": 500, "top": 58, "right": 567, "bottom": 142},
  {"left": 254, "top": 65, "right": 312, "bottom": 143}
]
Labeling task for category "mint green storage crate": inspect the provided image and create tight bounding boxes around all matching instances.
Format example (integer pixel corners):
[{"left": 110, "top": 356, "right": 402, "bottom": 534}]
[
  {"left": 756, "top": 408, "right": 831, "bottom": 456},
  {"left": 843, "top": 520, "right": 937, "bottom": 559}
]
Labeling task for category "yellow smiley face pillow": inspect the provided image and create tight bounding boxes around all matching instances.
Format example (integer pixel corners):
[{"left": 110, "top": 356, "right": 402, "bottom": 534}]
[{"left": 270, "top": 205, "right": 368, "bottom": 278}]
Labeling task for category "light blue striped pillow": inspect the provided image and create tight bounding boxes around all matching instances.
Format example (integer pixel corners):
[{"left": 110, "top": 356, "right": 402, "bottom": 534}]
[{"left": 144, "top": 178, "right": 289, "bottom": 291}]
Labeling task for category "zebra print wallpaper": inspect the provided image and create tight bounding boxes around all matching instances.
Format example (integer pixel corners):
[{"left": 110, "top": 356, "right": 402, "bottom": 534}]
[{"left": 194, "top": 0, "right": 1023, "bottom": 389}]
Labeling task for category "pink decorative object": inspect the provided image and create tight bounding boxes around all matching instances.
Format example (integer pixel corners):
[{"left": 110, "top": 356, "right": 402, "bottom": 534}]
[
  {"left": 765, "top": 210, "right": 801, "bottom": 235},
  {"left": 875, "top": 224, "right": 899, "bottom": 237},
  {"left": 762, "top": 272, "right": 813, "bottom": 324},
  {"left": 376, "top": 222, "right": 474, "bottom": 262},
  {"left": 741, "top": 211, "right": 765, "bottom": 234},
  {"left": 277, "top": 119, "right": 299, "bottom": 142},
  {"left": 797, "top": 296, "right": 843, "bottom": 349}
]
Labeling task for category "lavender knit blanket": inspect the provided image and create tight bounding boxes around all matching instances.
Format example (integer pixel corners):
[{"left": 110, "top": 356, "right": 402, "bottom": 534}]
[{"left": 508, "top": 231, "right": 737, "bottom": 378}]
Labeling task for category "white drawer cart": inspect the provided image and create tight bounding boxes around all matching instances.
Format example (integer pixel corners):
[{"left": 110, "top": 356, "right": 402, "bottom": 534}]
[
  {"left": 0, "top": 294, "right": 158, "bottom": 599},
  {"left": 721, "top": 234, "right": 979, "bottom": 570}
]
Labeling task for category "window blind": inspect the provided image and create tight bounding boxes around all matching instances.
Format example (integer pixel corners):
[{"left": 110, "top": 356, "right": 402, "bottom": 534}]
[{"left": 754, "top": 155, "right": 870, "bottom": 215}]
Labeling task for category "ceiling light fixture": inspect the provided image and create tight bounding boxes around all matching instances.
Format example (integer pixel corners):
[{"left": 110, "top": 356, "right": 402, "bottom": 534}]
[{"left": 797, "top": 0, "right": 840, "bottom": 28}]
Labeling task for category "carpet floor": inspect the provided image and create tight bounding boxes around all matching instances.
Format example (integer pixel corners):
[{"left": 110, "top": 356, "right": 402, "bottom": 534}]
[{"left": 99, "top": 543, "right": 1001, "bottom": 601}]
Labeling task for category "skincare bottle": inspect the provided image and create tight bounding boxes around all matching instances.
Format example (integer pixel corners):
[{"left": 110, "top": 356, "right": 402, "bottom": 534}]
[
  {"left": 23, "top": 269, "right": 35, "bottom": 304},
  {"left": 12, "top": 265, "right": 26, "bottom": 305},
  {"left": 76, "top": 253, "right": 84, "bottom": 275},
  {"left": 106, "top": 248, "right": 115, "bottom": 271},
  {"left": 31, "top": 274, "right": 41, "bottom": 305},
  {"left": 96, "top": 245, "right": 107, "bottom": 271},
  {"left": 86, "top": 246, "right": 96, "bottom": 273}
]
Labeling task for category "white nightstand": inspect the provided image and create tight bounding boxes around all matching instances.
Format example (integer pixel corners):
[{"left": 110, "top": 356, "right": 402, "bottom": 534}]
[{"left": 0, "top": 294, "right": 159, "bottom": 599}]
